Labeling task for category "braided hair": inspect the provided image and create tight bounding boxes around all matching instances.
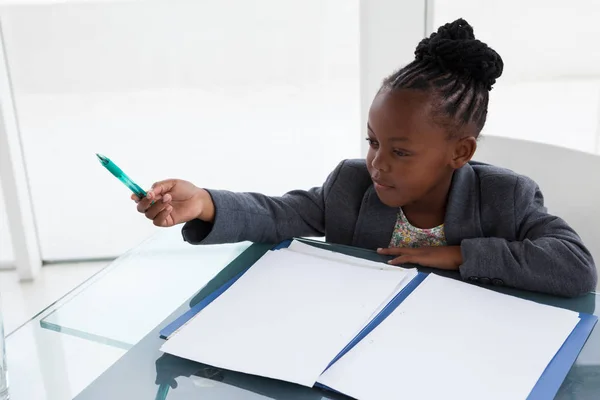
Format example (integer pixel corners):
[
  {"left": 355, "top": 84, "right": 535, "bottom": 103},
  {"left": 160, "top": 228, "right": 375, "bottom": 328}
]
[{"left": 383, "top": 19, "right": 503, "bottom": 137}]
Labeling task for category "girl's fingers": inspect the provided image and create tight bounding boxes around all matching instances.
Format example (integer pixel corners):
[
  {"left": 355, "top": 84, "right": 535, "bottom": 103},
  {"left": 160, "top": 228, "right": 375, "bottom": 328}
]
[
  {"left": 147, "top": 180, "right": 177, "bottom": 200},
  {"left": 162, "top": 193, "right": 172, "bottom": 203},
  {"left": 377, "top": 247, "right": 404, "bottom": 256},
  {"left": 388, "top": 255, "right": 414, "bottom": 265},
  {"left": 153, "top": 205, "right": 174, "bottom": 227},
  {"left": 144, "top": 200, "right": 168, "bottom": 220},
  {"left": 131, "top": 194, "right": 140, "bottom": 203},
  {"left": 378, "top": 247, "right": 420, "bottom": 256},
  {"left": 137, "top": 195, "right": 163, "bottom": 213},
  {"left": 137, "top": 198, "right": 151, "bottom": 213}
]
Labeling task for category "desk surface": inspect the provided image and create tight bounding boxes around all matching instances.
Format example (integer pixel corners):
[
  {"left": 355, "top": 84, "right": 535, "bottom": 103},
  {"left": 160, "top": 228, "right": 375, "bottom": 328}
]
[{"left": 6, "top": 228, "right": 600, "bottom": 400}]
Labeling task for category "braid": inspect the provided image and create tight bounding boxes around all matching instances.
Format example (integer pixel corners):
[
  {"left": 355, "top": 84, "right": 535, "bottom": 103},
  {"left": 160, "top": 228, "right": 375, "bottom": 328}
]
[{"left": 383, "top": 19, "right": 503, "bottom": 136}]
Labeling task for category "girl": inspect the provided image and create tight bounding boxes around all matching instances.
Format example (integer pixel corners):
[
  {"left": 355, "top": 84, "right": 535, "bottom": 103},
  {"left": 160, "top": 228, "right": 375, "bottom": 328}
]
[{"left": 133, "top": 19, "right": 597, "bottom": 297}]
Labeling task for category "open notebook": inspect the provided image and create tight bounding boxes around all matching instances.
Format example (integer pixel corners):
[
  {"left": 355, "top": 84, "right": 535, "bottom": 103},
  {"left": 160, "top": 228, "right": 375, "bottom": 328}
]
[{"left": 159, "top": 240, "right": 597, "bottom": 400}]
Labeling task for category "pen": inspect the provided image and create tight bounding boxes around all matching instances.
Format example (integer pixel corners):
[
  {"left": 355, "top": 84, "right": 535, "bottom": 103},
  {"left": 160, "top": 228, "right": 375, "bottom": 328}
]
[
  {"left": 96, "top": 153, "right": 147, "bottom": 199},
  {"left": 155, "top": 383, "right": 170, "bottom": 400}
]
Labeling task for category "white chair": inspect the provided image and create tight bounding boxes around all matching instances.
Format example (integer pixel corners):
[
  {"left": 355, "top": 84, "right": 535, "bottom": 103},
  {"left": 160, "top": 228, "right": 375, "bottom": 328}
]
[{"left": 474, "top": 135, "right": 600, "bottom": 290}]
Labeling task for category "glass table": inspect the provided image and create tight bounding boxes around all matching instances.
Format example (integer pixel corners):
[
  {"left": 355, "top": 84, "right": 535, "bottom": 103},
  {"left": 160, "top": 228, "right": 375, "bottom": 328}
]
[
  {"left": 5, "top": 227, "right": 251, "bottom": 399},
  {"left": 5, "top": 227, "right": 600, "bottom": 400}
]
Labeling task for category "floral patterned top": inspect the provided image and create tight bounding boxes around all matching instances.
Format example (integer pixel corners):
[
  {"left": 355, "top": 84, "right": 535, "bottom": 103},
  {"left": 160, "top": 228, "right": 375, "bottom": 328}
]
[{"left": 389, "top": 208, "right": 447, "bottom": 248}]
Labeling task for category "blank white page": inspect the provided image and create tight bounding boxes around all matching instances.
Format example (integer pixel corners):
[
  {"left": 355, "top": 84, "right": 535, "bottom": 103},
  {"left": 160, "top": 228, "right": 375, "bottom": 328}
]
[
  {"left": 318, "top": 274, "right": 581, "bottom": 400},
  {"left": 287, "top": 240, "right": 403, "bottom": 271},
  {"left": 160, "top": 249, "right": 410, "bottom": 387},
  {"left": 286, "top": 241, "right": 419, "bottom": 325}
]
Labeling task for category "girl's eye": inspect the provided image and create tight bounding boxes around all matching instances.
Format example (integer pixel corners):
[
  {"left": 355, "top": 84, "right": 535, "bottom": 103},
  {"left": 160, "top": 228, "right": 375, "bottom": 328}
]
[
  {"left": 393, "top": 150, "right": 409, "bottom": 157},
  {"left": 366, "top": 138, "right": 379, "bottom": 148},
  {"left": 366, "top": 138, "right": 410, "bottom": 157}
]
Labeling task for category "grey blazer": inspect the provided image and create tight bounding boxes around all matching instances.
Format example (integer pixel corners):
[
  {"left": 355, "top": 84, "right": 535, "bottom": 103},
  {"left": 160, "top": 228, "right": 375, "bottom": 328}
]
[{"left": 182, "top": 159, "right": 597, "bottom": 297}]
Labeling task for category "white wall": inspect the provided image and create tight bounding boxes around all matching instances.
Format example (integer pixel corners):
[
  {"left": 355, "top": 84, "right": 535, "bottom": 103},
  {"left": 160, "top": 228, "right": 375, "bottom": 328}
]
[
  {"left": 433, "top": 0, "right": 600, "bottom": 83},
  {"left": 359, "top": 0, "right": 426, "bottom": 155},
  {"left": 432, "top": 0, "right": 600, "bottom": 154},
  {"left": 0, "top": 180, "right": 14, "bottom": 265},
  {"left": 0, "top": 0, "right": 362, "bottom": 260}
]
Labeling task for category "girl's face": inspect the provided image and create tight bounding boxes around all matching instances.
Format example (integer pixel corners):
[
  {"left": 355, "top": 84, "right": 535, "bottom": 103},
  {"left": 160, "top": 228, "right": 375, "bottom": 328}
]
[{"left": 365, "top": 89, "right": 474, "bottom": 208}]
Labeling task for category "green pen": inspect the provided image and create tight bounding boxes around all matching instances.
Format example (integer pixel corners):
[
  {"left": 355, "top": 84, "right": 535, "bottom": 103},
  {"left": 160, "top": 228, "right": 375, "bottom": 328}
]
[
  {"left": 96, "top": 153, "right": 148, "bottom": 199},
  {"left": 155, "top": 383, "right": 170, "bottom": 400}
]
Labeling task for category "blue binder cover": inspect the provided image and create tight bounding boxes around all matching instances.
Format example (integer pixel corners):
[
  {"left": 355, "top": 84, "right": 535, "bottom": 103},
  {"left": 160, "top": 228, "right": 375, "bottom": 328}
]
[
  {"left": 527, "top": 312, "right": 597, "bottom": 399},
  {"left": 159, "top": 240, "right": 598, "bottom": 400}
]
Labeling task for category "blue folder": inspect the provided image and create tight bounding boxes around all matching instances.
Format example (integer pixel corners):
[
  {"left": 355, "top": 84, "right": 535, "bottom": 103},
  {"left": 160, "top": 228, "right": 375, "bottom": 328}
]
[{"left": 159, "top": 240, "right": 598, "bottom": 400}]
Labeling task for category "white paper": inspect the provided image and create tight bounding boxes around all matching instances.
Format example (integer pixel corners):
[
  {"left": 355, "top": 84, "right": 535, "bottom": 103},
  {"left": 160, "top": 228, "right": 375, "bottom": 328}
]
[
  {"left": 287, "top": 240, "right": 402, "bottom": 271},
  {"left": 318, "top": 274, "right": 581, "bottom": 400},
  {"left": 161, "top": 249, "right": 411, "bottom": 387},
  {"left": 287, "top": 241, "right": 419, "bottom": 327}
]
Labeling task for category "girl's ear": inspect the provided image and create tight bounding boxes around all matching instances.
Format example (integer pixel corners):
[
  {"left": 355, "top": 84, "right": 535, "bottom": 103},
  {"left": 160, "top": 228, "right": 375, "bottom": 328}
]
[{"left": 450, "top": 136, "right": 477, "bottom": 169}]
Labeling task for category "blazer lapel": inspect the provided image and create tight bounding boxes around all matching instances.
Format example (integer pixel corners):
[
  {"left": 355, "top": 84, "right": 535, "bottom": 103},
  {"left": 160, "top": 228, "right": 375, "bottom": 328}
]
[
  {"left": 444, "top": 163, "right": 484, "bottom": 245},
  {"left": 352, "top": 185, "right": 398, "bottom": 249}
]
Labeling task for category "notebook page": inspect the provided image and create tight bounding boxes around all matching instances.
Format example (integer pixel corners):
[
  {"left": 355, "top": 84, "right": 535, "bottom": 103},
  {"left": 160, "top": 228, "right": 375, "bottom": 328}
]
[
  {"left": 318, "top": 274, "right": 581, "bottom": 400},
  {"left": 284, "top": 242, "right": 419, "bottom": 326},
  {"left": 160, "top": 249, "right": 410, "bottom": 387},
  {"left": 287, "top": 240, "right": 402, "bottom": 271}
]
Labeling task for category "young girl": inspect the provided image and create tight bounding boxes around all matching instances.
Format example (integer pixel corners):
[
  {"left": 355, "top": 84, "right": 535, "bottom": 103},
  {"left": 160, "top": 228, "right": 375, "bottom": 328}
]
[{"left": 133, "top": 19, "right": 596, "bottom": 297}]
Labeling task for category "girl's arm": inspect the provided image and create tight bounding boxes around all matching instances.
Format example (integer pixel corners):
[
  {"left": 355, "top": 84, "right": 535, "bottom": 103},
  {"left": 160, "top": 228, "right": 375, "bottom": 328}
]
[
  {"left": 459, "top": 176, "right": 597, "bottom": 297},
  {"left": 181, "top": 162, "right": 346, "bottom": 245}
]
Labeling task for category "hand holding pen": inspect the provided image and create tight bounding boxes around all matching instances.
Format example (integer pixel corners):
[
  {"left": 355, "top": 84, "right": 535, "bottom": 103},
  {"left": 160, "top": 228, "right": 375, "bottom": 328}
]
[
  {"left": 133, "top": 179, "right": 215, "bottom": 227},
  {"left": 96, "top": 154, "right": 214, "bottom": 227}
]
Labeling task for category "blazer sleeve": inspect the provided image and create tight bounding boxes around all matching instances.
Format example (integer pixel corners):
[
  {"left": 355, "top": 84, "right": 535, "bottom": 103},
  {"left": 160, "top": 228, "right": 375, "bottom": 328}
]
[
  {"left": 181, "top": 161, "right": 345, "bottom": 245},
  {"left": 459, "top": 176, "right": 597, "bottom": 297}
]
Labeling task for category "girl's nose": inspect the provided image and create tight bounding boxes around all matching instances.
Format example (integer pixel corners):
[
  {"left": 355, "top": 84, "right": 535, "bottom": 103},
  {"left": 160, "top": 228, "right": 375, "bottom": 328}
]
[{"left": 371, "top": 151, "right": 391, "bottom": 173}]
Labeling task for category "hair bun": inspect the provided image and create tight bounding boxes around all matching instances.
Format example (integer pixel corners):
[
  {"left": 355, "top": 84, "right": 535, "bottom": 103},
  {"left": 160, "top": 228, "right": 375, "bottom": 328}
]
[{"left": 415, "top": 18, "right": 503, "bottom": 90}]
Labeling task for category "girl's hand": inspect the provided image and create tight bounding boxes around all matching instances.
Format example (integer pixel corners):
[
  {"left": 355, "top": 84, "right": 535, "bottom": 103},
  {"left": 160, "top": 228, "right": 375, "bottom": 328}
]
[
  {"left": 377, "top": 246, "right": 463, "bottom": 270},
  {"left": 132, "top": 179, "right": 215, "bottom": 227}
]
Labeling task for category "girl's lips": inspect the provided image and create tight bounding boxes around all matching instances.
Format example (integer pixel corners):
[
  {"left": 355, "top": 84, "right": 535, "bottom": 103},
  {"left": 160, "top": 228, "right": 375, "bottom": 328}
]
[{"left": 372, "top": 178, "right": 395, "bottom": 190}]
